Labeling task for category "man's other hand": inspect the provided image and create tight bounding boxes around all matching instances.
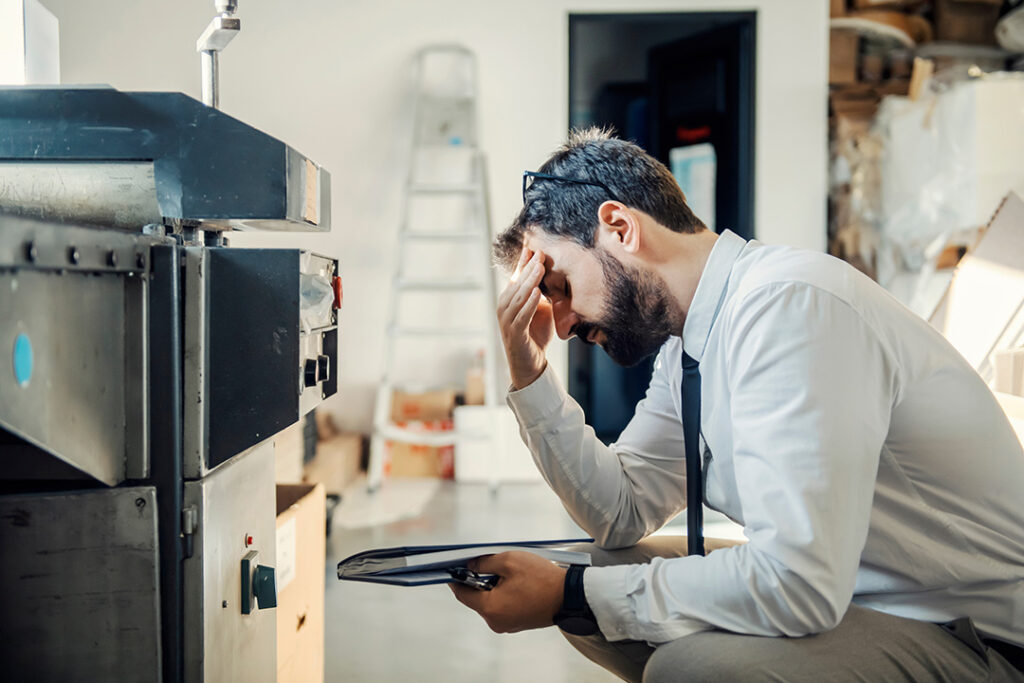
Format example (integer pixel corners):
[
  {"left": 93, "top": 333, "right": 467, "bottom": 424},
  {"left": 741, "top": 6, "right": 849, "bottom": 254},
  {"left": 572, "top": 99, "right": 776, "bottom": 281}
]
[
  {"left": 448, "top": 551, "right": 567, "bottom": 634},
  {"left": 497, "top": 248, "right": 554, "bottom": 390}
]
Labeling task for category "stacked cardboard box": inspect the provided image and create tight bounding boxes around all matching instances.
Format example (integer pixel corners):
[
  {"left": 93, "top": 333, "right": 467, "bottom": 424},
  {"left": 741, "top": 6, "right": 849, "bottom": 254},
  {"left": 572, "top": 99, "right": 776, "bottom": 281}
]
[
  {"left": 387, "top": 389, "right": 456, "bottom": 478},
  {"left": 304, "top": 431, "right": 364, "bottom": 495}
]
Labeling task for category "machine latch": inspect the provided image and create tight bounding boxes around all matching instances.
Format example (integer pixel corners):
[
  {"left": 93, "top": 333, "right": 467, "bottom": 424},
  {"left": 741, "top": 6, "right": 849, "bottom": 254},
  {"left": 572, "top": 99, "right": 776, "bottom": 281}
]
[{"left": 182, "top": 506, "right": 198, "bottom": 559}]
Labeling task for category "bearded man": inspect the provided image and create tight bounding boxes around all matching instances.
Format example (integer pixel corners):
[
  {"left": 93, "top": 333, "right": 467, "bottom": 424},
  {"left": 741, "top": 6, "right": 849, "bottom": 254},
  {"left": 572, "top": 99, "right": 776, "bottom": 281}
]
[{"left": 449, "top": 129, "right": 1024, "bottom": 682}]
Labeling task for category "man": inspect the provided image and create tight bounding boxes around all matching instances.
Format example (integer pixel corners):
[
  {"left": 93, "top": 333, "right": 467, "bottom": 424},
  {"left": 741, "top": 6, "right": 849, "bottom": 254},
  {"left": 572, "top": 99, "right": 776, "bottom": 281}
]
[{"left": 449, "top": 129, "right": 1024, "bottom": 681}]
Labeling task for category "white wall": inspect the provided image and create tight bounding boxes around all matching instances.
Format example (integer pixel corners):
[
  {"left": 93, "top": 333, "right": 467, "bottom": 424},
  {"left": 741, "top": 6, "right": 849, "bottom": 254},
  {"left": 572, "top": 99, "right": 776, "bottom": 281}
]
[{"left": 42, "top": 0, "right": 828, "bottom": 433}]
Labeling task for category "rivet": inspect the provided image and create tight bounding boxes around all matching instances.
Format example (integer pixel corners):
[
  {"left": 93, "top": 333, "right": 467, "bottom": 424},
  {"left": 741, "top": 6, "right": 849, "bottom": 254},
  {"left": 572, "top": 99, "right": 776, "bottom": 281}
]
[
  {"left": 24, "top": 241, "right": 38, "bottom": 262},
  {"left": 67, "top": 246, "right": 80, "bottom": 265},
  {"left": 107, "top": 250, "right": 118, "bottom": 267}
]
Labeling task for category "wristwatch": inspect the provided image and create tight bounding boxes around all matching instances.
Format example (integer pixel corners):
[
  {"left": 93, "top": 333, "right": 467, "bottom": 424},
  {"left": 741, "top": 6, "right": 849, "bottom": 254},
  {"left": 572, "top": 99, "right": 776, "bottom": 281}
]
[{"left": 553, "top": 564, "right": 599, "bottom": 636}]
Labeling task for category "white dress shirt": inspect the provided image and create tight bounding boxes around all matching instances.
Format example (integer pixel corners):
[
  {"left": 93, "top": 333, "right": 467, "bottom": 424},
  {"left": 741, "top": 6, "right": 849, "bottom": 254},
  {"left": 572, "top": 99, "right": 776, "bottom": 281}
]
[{"left": 507, "top": 230, "right": 1024, "bottom": 647}]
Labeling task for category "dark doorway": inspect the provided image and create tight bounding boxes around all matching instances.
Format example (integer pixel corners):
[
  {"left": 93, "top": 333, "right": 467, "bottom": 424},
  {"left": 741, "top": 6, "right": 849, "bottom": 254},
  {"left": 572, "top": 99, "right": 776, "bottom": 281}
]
[{"left": 567, "top": 12, "right": 756, "bottom": 443}]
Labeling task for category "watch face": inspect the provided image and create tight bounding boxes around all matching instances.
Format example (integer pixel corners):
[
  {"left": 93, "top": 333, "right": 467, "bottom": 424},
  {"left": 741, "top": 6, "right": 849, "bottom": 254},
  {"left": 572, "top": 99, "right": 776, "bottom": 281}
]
[{"left": 555, "top": 615, "right": 599, "bottom": 637}]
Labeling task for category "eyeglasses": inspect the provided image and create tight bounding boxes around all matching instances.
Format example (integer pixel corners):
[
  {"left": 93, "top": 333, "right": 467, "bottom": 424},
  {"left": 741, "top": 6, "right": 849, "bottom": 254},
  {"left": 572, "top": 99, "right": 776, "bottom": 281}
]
[{"left": 522, "top": 170, "right": 621, "bottom": 205}]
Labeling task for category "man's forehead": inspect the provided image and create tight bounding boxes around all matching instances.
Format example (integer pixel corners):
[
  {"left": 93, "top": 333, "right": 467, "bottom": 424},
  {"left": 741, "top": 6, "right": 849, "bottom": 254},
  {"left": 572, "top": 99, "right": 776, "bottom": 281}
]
[{"left": 523, "top": 228, "right": 575, "bottom": 254}]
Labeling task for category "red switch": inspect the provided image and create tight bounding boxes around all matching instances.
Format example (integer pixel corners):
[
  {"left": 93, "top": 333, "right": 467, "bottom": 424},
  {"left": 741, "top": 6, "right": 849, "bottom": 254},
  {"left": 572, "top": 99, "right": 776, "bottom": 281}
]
[
  {"left": 245, "top": 534, "right": 254, "bottom": 547},
  {"left": 332, "top": 275, "right": 343, "bottom": 310}
]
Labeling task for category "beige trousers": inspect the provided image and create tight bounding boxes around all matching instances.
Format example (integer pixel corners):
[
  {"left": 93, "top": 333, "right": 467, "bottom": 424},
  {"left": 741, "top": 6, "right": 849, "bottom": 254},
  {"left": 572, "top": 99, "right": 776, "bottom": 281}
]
[{"left": 562, "top": 537, "right": 1024, "bottom": 683}]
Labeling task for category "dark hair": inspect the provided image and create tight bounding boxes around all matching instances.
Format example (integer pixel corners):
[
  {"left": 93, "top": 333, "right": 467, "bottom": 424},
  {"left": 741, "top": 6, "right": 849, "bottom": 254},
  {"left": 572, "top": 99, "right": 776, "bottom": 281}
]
[{"left": 493, "top": 128, "right": 706, "bottom": 271}]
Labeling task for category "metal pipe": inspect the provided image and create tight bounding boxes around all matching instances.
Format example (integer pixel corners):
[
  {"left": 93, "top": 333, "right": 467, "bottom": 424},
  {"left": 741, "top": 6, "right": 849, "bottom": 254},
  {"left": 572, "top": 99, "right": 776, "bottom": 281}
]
[
  {"left": 201, "top": 50, "right": 218, "bottom": 108},
  {"left": 196, "top": 1, "right": 239, "bottom": 110}
]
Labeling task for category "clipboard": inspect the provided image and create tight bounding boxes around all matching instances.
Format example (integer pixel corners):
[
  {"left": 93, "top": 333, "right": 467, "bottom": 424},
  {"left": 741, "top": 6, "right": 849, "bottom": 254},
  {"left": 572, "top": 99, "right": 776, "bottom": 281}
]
[{"left": 336, "top": 538, "right": 593, "bottom": 587}]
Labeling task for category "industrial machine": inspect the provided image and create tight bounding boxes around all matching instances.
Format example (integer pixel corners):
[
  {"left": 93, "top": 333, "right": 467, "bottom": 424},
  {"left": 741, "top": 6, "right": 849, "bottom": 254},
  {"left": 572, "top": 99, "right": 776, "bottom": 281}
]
[{"left": 0, "top": 4, "right": 338, "bottom": 680}]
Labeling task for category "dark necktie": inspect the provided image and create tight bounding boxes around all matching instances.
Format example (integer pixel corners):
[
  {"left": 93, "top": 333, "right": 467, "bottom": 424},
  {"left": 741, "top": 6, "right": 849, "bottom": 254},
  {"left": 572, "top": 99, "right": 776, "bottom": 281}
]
[{"left": 682, "top": 351, "right": 705, "bottom": 557}]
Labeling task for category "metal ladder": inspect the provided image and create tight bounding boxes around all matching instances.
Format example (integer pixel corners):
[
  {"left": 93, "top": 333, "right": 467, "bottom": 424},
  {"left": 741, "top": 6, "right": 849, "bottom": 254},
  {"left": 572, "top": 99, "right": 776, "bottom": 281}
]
[{"left": 367, "top": 45, "right": 502, "bottom": 493}]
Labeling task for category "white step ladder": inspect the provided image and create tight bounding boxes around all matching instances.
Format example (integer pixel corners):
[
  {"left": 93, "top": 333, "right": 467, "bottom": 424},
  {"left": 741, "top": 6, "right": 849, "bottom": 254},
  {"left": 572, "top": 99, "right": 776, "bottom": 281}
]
[{"left": 367, "top": 45, "right": 502, "bottom": 493}]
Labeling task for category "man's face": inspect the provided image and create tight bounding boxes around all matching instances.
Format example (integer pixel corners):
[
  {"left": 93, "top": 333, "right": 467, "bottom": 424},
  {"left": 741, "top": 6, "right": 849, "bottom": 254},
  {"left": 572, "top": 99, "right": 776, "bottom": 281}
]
[{"left": 523, "top": 231, "right": 678, "bottom": 367}]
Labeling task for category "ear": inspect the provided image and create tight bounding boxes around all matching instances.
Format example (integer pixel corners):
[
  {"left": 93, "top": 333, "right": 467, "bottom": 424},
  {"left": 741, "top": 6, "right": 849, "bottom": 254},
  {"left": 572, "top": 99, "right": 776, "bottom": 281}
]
[{"left": 596, "top": 201, "right": 641, "bottom": 256}]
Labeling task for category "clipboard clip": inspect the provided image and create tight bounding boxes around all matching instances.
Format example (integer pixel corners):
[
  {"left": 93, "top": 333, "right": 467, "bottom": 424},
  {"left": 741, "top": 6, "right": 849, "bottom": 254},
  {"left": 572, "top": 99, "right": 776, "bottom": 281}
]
[{"left": 448, "top": 566, "right": 499, "bottom": 591}]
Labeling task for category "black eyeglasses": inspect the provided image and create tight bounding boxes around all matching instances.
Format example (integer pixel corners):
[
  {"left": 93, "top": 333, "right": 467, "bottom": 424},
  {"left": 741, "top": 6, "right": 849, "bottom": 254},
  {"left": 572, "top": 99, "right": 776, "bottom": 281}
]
[{"left": 522, "top": 170, "right": 621, "bottom": 205}]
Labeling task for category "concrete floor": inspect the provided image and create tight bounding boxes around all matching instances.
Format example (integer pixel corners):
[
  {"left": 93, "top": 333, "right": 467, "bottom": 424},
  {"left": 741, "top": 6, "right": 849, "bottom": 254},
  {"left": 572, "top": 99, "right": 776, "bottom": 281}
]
[{"left": 324, "top": 480, "right": 620, "bottom": 682}]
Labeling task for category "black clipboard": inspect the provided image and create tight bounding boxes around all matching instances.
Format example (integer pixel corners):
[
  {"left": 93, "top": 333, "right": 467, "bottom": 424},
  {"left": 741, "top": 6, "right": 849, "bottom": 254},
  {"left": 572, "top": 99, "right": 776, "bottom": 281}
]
[{"left": 336, "top": 538, "right": 593, "bottom": 587}]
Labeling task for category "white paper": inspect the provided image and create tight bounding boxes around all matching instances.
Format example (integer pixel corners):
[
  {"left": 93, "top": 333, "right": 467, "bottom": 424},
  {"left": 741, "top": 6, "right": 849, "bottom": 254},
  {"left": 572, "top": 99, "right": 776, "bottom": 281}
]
[
  {"left": 670, "top": 143, "right": 717, "bottom": 231},
  {"left": 276, "top": 517, "right": 296, "bottom": 592}
]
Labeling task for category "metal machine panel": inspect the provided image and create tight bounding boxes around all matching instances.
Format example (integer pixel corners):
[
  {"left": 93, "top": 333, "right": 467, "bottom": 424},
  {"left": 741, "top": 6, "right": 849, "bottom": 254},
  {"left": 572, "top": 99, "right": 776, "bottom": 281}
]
[
  {"left": 206, "top": 249, "right": 300, "bottom": 469},
  {"left": 183, "top": 440, "right": 277, "bottom": 683},
  {"left": 0, "top": 218, "right": 151, "bottom": 484},
  {"left": 0, "top": 161, "right": 161, "bottom": 229},
  {"left": 183, "top": 247, "right": 338, "bottom": 477},
  {"left": 0, "top": 87, "right": 330, "bottom": 232},
  {"left": 0, "top": 486, "right": 162, "bottom": 682}
]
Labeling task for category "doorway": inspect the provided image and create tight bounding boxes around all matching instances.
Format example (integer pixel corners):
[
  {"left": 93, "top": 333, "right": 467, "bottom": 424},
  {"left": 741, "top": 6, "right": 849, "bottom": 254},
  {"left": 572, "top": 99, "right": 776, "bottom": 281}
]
[{"left": 567, "top": 12, "right": 756, "bottom": 442}]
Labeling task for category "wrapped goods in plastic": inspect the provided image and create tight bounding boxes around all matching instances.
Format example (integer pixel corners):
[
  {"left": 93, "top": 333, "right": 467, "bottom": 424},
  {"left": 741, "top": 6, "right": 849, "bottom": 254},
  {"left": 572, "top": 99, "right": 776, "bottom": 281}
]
[{"left": 875, "top": 73, "right": 1024, "bottom": 287}]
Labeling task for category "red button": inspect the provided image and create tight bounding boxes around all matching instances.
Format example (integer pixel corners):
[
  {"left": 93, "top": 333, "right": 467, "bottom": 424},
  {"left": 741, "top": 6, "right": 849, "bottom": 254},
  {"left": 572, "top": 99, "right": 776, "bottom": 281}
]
[
  {"left": 332, "top": 275, "right": 343, "bottom": 310},
  {"left": 245, "top": 535, "right": 253, "bottom": 547}
]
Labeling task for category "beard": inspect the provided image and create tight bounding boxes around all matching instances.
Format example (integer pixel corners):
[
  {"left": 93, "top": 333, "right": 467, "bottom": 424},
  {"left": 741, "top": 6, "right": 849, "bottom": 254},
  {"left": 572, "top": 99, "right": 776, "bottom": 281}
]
[{"left": 574, "top": 249, "right": 681, "bottom": 367}]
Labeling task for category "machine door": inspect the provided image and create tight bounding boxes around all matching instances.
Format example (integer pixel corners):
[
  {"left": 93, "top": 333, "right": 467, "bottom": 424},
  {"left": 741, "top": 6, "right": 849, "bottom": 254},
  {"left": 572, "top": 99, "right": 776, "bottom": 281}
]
[
  {"left": 183, "top": 440, "right": 277, "bottom": 682},
  {"left": 0, "top": 487, "right": 161, "bottom": 681}
]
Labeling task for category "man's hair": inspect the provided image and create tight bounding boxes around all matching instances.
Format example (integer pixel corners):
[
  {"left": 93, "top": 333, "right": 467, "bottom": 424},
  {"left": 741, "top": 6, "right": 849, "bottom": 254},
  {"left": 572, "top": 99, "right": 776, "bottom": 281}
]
[{"left": 493, "top": 128, "right": 706, "bottom": 271}]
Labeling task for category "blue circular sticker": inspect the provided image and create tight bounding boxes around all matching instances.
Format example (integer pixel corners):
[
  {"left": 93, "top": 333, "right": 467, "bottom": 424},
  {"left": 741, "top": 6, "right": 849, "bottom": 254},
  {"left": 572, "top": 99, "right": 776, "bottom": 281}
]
[{"left": 13, "top": 333, "right": 33, "bottom": 388}]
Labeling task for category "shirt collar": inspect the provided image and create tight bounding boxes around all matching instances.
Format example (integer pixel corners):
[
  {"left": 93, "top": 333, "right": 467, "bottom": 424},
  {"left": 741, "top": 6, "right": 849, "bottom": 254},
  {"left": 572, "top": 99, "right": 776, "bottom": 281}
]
[{"left": 681, "top": 230, "right": 747, "bottom": 362}]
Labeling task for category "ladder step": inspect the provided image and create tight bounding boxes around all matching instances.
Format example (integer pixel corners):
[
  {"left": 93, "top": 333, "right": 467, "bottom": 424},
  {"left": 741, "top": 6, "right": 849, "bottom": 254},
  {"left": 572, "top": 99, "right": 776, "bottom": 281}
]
[
  {"left": 397, "top": 279, "right": 483, "bottom": 291},
  {"left": 378, "top": 423, "right": 489, "bottom": 446},
  {"left": 409, "top": 183, "right": 480, "bottom": 194},
  {"left": 392, "top": 326, "right": 486, "bottom": 337}
]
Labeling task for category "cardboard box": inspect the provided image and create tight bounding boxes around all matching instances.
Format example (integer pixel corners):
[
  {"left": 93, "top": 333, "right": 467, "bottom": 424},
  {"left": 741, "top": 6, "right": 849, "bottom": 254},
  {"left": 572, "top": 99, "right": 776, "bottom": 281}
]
[
  {"left": 388, "top": 442, "right": 454, "bottom": 478},
  {"left": 303, "top": 432, "right": 363, "bottom": 495},
  {"left": 390, "top": 388, "right": 456, "bottom": 422},
  {"left": 831, "top": 0, "right": 846, "bottom": 17},
  {"left": 276, "top": 483, "right": 325, "bottom": 683},
  {"left": 464, "top": 367, "right": 485, "bottom": 405},
  {"left": 830, "top": 28, "right": 859, "bottom": 85},
  {"left": 387, "top": 419, "right": 454, "bottom": 478},
  {"left": 935, "top": 0, "right": 1000, "bottom": 45},
  {"left": 314, "top": 409, "right": 340, "bottom": 440}
]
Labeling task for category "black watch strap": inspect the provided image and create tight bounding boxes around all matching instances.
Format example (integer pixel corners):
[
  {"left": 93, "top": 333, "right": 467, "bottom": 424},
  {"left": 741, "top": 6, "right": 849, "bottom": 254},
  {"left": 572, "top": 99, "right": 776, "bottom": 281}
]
[{"left": 553, "top": 564, "right": 599, "bottom": 636}]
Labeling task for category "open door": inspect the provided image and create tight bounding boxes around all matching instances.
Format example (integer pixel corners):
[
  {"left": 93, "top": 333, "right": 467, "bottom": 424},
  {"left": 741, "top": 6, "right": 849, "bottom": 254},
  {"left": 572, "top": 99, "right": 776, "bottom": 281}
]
[
  {"left": 649, "top": 21, "right": 755, "bottom": 240},
  {"left": 568, "top": 13, "right": 756, "bottom": 443}
]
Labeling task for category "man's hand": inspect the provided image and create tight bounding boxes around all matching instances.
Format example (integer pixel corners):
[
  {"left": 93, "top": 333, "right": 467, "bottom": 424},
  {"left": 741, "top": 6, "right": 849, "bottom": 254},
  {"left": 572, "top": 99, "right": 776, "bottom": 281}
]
[
  {"left": 497, "top": 248, "right": 555, "bottom": 390},
  {"left": 449, "top": 551, "right": 566, "bottom": 634}
]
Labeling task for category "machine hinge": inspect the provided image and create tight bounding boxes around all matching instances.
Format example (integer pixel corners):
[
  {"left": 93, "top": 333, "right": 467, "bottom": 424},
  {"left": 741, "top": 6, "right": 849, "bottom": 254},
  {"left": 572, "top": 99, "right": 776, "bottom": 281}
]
[{"left": 182, "top": 505, "right": 198, "bottom": 559}]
